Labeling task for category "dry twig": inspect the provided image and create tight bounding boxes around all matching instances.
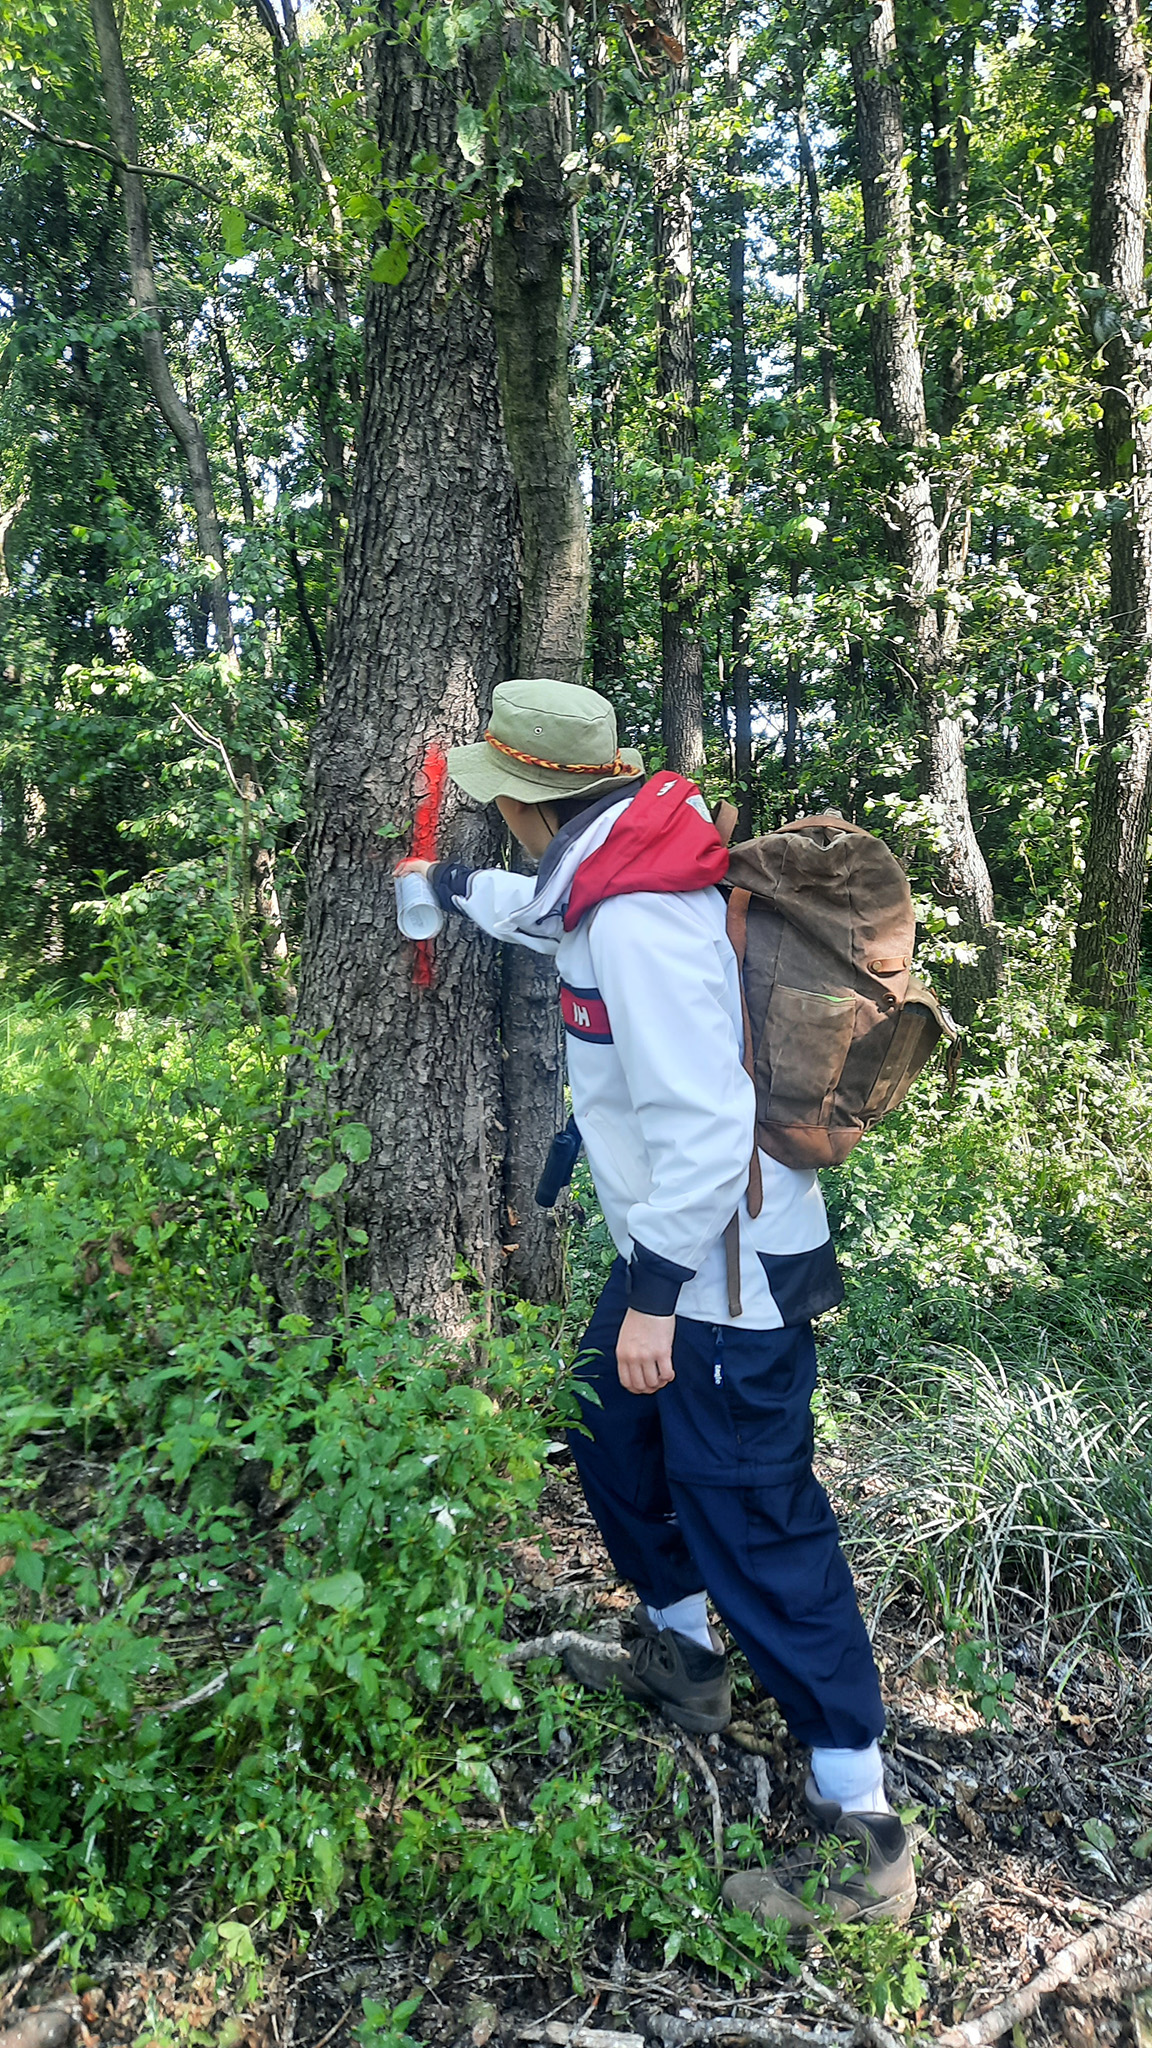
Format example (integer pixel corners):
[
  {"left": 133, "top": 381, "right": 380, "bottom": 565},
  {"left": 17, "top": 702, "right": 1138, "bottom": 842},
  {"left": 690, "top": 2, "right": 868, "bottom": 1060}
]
[
  {"left": 934, "top": 1885, "right": 1152, "bottom": 2048},
  {"left": 683, "top": 1737, "right": 725, "bottom": 1873}
]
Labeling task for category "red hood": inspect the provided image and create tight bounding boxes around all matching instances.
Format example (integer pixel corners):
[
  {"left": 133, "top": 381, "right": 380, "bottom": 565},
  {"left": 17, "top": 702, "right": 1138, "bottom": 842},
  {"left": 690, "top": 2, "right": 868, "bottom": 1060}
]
[{"left": 563, "top": 773, "right": 729, "bottom": 931}]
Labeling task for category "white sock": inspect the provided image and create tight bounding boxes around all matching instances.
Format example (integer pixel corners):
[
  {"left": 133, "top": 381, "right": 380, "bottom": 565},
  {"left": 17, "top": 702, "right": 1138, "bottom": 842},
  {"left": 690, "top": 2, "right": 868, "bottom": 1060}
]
[
  {"left": 646, "top": 1592, "right": 713, "bottom": 1651},
  {"left": 810, "top": 1741, "right": 889, "bottom": 1814}
]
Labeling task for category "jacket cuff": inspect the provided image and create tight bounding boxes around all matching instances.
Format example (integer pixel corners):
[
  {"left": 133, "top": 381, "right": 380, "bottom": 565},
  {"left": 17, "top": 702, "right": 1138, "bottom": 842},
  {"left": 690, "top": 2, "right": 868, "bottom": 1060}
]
[
  {"left": 430, "top": 861, "right": 475, "bottom": 913},
  {"left": 626, "top": 1241, "right": 695, "bottom": 1317}
]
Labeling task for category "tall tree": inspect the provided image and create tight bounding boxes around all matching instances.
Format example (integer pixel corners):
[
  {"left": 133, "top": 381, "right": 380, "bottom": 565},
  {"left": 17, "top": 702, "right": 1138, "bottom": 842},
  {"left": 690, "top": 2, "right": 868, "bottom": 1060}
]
[
  {"left": 653, "top": 0, "right": 705, "bottom": 777},
  {"left": 1071, "top": 0, "right": 1152, "bottom": 1016},
  {"left": 88, "top": 0, "right": 234, "bottom": 657},
  {"left": 585, "top": 59, "right": 628, "bottom": 695},
  {"left": 725, "top": 28, "right": 754, "bottom": 834},
  {"left": 848, "top": 0, "right": 999, "bottom": 1012},
  {"left": 266, "top": 10, "right": 521, "bottom": 1327}
]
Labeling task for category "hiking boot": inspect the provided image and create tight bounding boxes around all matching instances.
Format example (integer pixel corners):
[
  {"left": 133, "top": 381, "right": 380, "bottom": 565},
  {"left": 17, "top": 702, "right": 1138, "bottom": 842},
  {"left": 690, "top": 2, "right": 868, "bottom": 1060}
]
[
  {"left": 721, "top": 1777, "right": 916, "bottom": 1930},
  {"left": 563, "top": 1604, "right": 731, "bottom": 1735}
]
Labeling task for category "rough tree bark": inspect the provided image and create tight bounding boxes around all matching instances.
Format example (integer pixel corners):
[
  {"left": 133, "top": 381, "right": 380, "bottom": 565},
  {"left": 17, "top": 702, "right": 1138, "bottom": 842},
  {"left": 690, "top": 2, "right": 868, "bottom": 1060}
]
[
  {"left": 848, "top": 0, "right": 1000, "bottom": 1013},
  {"left": 482, "top": 14, "right": 592, "bottom": 1302},
  {"left": 89, "top": 0, "right": 233, "bottom": 655},
  {"left": 1071, "top": 0, "right": 1152, "bottom": 1016},
  {"left": 654, "top": 0, "right": 705, "bottom": 778},
  {"left": 265, "top": 13, "right": 520, "bottom": 1326}
]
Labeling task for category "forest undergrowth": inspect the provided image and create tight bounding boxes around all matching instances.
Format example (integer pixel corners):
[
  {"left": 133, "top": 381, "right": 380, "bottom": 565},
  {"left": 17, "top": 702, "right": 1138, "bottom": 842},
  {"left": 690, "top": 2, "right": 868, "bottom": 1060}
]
[{"left": 2, "top": 908, "right": 1152, "bottom": 2041}]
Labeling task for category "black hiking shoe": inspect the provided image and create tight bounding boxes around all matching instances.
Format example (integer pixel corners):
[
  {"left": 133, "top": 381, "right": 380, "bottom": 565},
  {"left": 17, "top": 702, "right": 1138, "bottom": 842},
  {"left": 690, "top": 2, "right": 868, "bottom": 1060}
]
[
  {"left": 563, "top": 1604, "right": 731, "bottom": 1735},
  {"left": 721, "top": 1777, "right": 916, "bottom": 1930}
]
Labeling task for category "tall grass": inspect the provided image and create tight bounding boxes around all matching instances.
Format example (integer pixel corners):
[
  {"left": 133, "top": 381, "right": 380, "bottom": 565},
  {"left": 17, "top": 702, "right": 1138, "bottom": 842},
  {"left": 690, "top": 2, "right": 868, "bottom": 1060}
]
[{"left": 821, "top": 969, "right": 1152, "bottom": 1655}]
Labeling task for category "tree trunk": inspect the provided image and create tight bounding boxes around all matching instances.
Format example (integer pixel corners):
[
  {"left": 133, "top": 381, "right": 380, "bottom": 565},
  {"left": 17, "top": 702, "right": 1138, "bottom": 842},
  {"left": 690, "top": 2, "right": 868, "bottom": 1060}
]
[
  {"left": 265, "top": 16, "right": 520, "bottom": 1328},
  {"left": 1071, "top": 0, "right": 1152, "bottom": 1015},
  {"left": 586, "top": 67, "right": 627, "bottom": 694},
  {"left": 726, "top": 32, "right": 753, "bottom": 836},
  {"left": 654, "top": 0, "right": 704, "bottom": 778},
  {"left": 483, "top": 14, "right": 591, "bottom": 1303},
  {"left": 89, "top": 0, "right": 234, "bottom": 654},
  {"left": 848, "top": 0, "right": 999, "bottom": 1012}
]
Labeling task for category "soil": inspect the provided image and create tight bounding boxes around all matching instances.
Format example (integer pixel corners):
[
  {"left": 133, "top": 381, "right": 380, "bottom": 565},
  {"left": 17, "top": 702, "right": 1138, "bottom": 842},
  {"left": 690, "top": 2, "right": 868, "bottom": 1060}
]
[{"left": 4, "top": 1460, "right": 1151, "bottom": 2048}]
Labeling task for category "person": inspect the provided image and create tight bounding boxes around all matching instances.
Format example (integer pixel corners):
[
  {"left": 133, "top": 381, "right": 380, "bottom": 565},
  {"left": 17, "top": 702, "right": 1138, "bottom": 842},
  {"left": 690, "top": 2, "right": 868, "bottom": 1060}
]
[{"left": 397, "top": 678, "right": 914, "bottom": 1930}]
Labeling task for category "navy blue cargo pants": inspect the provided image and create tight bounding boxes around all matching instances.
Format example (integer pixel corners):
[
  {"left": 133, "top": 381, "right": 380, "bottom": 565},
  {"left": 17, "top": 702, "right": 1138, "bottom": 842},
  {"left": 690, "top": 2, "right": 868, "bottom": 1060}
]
[{"left": 568, "top": 1257, "right": 885, "bottom": 1751}]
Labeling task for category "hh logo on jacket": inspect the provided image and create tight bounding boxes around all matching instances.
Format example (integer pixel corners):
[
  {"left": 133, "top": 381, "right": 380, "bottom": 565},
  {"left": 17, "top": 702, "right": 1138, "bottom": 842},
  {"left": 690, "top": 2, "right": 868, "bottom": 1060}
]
[{"left": 560, "top": 982, "right": 613, "bottom": 1044}]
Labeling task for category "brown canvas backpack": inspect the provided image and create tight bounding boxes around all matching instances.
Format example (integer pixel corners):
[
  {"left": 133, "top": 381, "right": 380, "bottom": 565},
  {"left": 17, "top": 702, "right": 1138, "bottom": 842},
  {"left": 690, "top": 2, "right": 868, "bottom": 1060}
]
[{"left": 717, "top": 811, "right": 959, "bottom": 1175}]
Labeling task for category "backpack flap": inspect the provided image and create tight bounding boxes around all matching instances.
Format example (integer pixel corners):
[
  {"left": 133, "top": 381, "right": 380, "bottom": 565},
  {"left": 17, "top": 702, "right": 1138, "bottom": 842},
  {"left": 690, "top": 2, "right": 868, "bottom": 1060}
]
[{"left": 857, "top": 976, "right": 959, "bottom": 1128}]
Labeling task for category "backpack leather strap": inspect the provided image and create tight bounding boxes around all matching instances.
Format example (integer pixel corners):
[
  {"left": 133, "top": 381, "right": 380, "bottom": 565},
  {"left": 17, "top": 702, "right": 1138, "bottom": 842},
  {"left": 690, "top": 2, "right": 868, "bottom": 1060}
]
[
  {"left": 724, "top": 1212, "right": 742, "bottom": 1320},
  {"left": 725, "top": 888, "right": 764, "bottom": 1222}
]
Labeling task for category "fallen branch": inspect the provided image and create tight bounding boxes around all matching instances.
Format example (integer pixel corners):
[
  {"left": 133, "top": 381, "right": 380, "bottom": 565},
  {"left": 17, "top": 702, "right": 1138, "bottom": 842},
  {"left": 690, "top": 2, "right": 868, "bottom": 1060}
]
[
  {"left": 646, "top": 2016, "right": 854, "bottom": 2048},
  {"left": 518, "top": 2027, "right": 644, "bottom": 2048},
  {"left": 0, "top": 2005, "right": 76, "bottom": 2048},
  {"left": 0, "top": 1939, "right": 66, "bottom": 2021},
  {"left": 933, "top": 1886, "right": 1152, "bottom": 2048},
  {"left": 500, "top": 1630, "right": 629, "bottom": 1666},
  {"left": 683, "top": 1737, "right": 725, "bottom": 1873},
  {"left": 798, "top": 1968, "right": 902, "bottom": 2048}
]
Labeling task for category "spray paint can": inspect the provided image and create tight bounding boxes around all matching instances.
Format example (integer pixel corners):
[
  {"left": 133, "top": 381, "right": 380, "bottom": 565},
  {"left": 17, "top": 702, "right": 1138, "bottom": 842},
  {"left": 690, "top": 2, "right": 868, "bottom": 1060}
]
[{"left": 394, "top": 871, "right": 445, "bottom": 941}]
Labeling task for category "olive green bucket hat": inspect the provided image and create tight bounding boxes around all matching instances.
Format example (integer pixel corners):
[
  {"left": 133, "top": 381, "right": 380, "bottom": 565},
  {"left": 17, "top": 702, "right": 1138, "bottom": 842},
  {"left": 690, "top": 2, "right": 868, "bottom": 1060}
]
[{"left": 447, "top": 679, "right": 645, "bottom": 804}]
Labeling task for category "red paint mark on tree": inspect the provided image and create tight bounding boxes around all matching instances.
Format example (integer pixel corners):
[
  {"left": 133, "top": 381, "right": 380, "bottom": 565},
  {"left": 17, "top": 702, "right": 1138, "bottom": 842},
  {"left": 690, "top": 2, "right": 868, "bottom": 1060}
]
[{"left": 410, "top": 742, "right": 448, "bottom": 988}]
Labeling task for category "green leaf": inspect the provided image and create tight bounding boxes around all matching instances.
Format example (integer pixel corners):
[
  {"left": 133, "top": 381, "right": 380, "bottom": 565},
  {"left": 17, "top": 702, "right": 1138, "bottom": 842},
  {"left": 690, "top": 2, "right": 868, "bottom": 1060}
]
[
  {"left": 456, "top": 103, "right": 487, "bottom": 166},
  {"left": 370, "top": 240, "right": 410, "bottom": 286},
  {"left": 307, "top": 1570, "right": 365, "bottom": 1610},
  {"left": 13, "top": 1547, "right": 44, "bottom": 1594},
  {"left": 0, "top": 1836, "right": 48, "bottom": 1873},
  {"left": 220, "top": 205, "right": 246, "bottom": 259},
  {"left": 340, "top": 1123, "right": 372, "bottom": 1164},
  {"left": 312, "top": 1160, "right": 348, "bottom": 1198}
]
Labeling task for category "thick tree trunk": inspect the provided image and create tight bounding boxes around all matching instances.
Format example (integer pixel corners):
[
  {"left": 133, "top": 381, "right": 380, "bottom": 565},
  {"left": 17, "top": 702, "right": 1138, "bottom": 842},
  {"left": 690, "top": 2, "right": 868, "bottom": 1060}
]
[
  {"left": 654, "top": 0, "right": 704, "bottom": 778},
  {"left": 483, "top": 16, "right": 591, "bottom": 1303},
  {"left": 89, "top": 0, "right": 233, "bottom": 654},
  {"left": 849, "top": 0, "right": 999, "bottom": 1011},
  {"left": 265, "top": 20, "right": 520, "bottom": 1327},
  {"left": 586, "top": 69, "right": 627, "bottom": 694},
  {"left": 1072, "top": 0, "right": 1152, "bottom": 1015}
]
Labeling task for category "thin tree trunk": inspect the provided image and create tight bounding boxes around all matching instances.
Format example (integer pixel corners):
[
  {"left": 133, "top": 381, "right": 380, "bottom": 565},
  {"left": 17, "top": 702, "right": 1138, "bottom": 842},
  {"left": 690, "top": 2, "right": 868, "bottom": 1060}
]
[
  {"left": 1071, "top": 0, "right": 1152, "bottom": 1015},
  {"left": 654, "top": 0, "right": 704, "bottom": 778},
  {"left": 482, "top": 14, "right": 591, "bottom": 1304},
  {"left": 89, "top": 0, "right": 233, "bottom": 654},
  {"left": 848, "top": 0, "right": 999, "bottom": 1012},
  {"left": 726, "top": 31, "right": 753, "bottom": 836},
  {"left": 213, "top": 309, "right": 256, "bottom": 528},
  {"left": 586, "top": 62, "right": 627, "bottom": 692},
  {"left": 251, "top": 0, "right": 350, "bottom": 551},
  {"left": 265, "top": 12, "right": 520, "bottom": 1327},
  {"left": 486, "top": 25, "right": 589, "bottom": 687},
  {"left": 796, "top": 100, "right": 836, "bottom": 422}
]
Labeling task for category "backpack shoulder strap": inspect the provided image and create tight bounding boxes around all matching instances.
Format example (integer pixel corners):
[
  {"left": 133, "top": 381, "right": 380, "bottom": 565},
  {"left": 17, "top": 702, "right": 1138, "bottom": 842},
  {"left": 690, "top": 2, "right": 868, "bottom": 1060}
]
[
  {"left": 711, "top": 798, "right": 739, "bottom": 848},
  {"left": 725, "top": 887, "right": 763, "bottom": 1225}
]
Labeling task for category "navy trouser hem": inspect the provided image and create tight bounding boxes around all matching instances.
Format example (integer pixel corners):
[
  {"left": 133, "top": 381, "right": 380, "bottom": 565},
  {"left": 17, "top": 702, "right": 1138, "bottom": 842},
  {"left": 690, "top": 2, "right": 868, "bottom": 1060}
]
[{"left": 567, "top": 1259, "right": 885, "bottom": 1752}]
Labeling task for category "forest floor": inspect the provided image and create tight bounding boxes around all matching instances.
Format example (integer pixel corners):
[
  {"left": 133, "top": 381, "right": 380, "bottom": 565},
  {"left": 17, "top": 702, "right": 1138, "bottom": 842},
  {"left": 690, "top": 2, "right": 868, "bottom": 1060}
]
[{"left": 7, "top": 1460, "right": 1152, "bottom": 2048}]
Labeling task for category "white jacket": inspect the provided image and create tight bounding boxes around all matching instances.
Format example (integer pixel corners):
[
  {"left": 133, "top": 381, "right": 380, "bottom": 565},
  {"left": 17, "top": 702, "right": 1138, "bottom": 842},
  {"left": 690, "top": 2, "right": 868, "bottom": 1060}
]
[{"left": 433, "top": 788, "right": 841, "bottom": 1329}]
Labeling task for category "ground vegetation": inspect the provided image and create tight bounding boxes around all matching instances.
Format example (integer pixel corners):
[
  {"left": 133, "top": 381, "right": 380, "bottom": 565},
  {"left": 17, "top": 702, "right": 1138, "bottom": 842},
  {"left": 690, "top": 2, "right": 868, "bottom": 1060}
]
[{"left": 1, "top": 0, "right": 1152, "bottom": 2039}]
